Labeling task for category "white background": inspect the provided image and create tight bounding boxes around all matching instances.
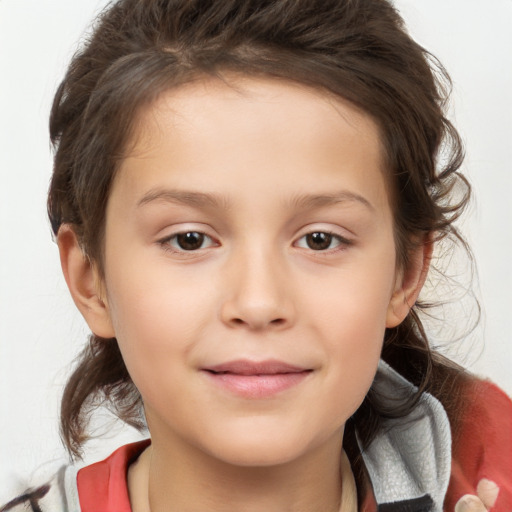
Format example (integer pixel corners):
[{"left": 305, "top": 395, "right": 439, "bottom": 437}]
[{"left": 0, "top": 0, "right": 511, "bottom": 497}]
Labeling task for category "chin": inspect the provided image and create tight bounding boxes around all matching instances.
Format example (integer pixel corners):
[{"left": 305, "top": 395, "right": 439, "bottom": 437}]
[
  {"left": 199, "top": 419, "right": 341, "bottom": 468},
  {"left": 209, "top": 439, "right": 307, "bottom": 468}
]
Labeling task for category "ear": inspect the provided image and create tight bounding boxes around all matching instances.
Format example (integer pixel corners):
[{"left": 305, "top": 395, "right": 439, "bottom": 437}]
[
  {"left": 386, "top": 237, "right": 433, "bottom": 328},
  {"left": 57, "top": 224, "right": 115, "bottom": 338}
]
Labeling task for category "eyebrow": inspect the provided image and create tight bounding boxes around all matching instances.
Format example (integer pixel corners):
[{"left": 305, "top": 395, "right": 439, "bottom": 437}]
[
  {"left": 137, "top": 189, "right": 229, "bottom": 209},
  {"left": 288, "top": 191, "right": 375, "bottom": 212}
]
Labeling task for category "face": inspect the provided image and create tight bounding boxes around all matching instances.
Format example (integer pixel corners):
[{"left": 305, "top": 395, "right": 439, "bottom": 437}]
[{"left": 95, "top": 76, "right": 410, "bottom": 467}]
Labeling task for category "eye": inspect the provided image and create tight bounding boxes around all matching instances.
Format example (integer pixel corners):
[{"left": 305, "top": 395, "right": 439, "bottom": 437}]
[
  {"left": 295, "top": 231, "right": 348, "bottom": 251},
  {"left": 162, "top": 231, "right": 216, "bottom": 251}
]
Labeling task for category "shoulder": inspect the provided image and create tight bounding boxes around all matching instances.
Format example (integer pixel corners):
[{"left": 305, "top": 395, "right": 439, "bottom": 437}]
[
  {"left": 452, "top": 378, "right": 512, "bottom": 471},
  {"left": 1, "top": 440, "right": 150, "bottom": 512},
  {"left": 446, "top": 377, "right": 512, "bottom": 512},
  {"left": 76, "top": 439, "right": 150, "bottom": 512},
  {"left": 0, "top": 465, "right": 80, "bottom": 512}
]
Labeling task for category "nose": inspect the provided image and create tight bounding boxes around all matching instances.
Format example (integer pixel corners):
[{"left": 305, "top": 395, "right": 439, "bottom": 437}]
[{"left": 220, "top": 246, "right": 295, "bottom": 331}]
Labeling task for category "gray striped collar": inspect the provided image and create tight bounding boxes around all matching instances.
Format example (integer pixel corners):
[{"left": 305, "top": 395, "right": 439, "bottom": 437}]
[{"left": 358, "top": 360, "right": 452, "bottom": 512}]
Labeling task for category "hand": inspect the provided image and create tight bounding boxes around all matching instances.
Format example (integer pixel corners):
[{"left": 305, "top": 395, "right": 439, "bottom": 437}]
[{"left": 454, "top": 479, "right": 500, "bottom": 512}]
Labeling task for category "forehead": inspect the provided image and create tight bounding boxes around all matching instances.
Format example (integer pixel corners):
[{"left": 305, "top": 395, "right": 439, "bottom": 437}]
[
  {"left": 129, "top": 74, "right": 383, "bottom": 154},
  {"left": 115, "top": 75, "right": 390, "bottom": 213}
]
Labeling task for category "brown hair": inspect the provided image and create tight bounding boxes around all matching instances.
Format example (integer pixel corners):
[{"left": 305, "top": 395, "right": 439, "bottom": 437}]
[{"left": 48, "top": 0, "right": 471, "bottom": 458}]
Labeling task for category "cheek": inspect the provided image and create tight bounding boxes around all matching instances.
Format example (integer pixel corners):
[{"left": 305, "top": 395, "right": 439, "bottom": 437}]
[
  {"left": 303, "top": 255, "right": 396, "bottom": 341},
  {"left": 106, "top": 255, "right": 211, "bottom": 329},
  {"left": 301, "top": 258, "right": 396, "bottom": 405},
  {"left": 103, "top": 264, "right": 214, "bottom": 383}
]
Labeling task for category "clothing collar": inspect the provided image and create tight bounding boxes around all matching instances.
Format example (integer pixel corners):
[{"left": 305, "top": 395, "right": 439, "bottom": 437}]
[{"left": 357, "top": 360, "right": 452, "bottom": 512}]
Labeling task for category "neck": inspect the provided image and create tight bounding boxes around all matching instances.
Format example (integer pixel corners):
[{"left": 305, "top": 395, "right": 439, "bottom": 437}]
[{"left": 129, "top": 432, "right": 349, "bottom": 512}]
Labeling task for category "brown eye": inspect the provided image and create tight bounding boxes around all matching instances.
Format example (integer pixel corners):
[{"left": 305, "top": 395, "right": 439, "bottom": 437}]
[
  {"left": 305, "top": 232, "right": 333, "bottom": 250},
  {"left": 160, "top": 230, "right": 217, "bottom": 253},
  {"left": 175, "top": 232, "right": 206, "bottom": 250}
]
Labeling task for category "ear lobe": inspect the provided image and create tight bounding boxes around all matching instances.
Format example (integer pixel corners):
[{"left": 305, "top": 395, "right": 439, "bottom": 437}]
[
  {"left": 386, "top": 238, "right": 433, "bottom": 328},
  {"left": 57, "top": 224, "right": 115, "bottom": 339}
]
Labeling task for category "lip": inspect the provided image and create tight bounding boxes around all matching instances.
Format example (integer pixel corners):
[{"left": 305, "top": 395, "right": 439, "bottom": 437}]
[{"left": 202, "top": 359, "right": 312, "bottom": 399}]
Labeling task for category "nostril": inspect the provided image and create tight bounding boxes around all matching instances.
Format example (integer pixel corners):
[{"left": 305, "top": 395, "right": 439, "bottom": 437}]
[{"left": 229, "top": 317, "right": 286, "bottom": 328}]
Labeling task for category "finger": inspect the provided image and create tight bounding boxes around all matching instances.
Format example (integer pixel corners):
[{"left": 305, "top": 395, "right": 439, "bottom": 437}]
[
  {"left": 455, "top": 494, "right": 487, "bottom": 512},
  {"left": 476, "top": 479, "right": 500, "bottom": 510}
]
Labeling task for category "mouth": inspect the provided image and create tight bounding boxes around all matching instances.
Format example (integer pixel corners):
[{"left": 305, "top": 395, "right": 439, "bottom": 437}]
[{"left": 202, "top": 359, "right": 313, "bottom": 399}]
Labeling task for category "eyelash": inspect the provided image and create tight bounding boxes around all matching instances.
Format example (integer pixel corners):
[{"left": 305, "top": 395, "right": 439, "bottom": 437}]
[{"left": 158, "top": 230, "right": 352, "bottom": 254}]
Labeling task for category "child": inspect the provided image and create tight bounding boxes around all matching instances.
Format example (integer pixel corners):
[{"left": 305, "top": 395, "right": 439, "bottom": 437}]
[{"left": 1, "top": 0, "right": 511, "bottom": 511}]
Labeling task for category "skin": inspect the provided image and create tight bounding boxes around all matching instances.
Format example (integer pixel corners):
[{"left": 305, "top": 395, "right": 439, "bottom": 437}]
[{"left": 58, "top": 76, "right": 429, "bottom": 512}]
